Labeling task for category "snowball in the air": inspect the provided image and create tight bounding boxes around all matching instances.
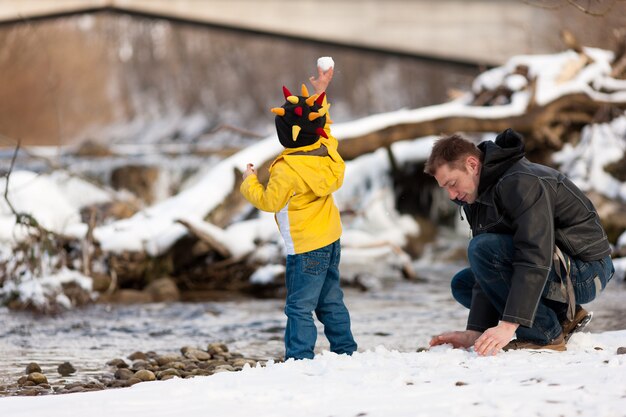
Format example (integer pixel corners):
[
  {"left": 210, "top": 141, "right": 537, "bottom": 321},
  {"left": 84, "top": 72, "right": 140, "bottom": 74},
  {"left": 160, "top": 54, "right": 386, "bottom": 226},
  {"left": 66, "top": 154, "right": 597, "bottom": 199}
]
[{"left": 317, "top": 56, "right": 334, "bottom": 71}]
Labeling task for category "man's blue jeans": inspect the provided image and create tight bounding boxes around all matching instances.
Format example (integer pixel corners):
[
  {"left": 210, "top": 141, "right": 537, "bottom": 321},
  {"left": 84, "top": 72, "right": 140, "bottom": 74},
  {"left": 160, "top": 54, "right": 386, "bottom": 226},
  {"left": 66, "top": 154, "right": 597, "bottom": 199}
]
[
  {"left": 451, "top": 234, "right": 614, "bottom": 344},
  {"left": 284, "top": 240, "right": 357, "bottom": 360}
]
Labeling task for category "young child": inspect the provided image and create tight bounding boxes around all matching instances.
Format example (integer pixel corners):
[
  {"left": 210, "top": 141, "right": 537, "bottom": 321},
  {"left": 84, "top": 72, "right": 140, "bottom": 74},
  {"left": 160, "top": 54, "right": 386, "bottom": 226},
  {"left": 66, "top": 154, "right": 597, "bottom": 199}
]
[{"left": 240, "top": 65, "right": 357, "bottom": 360}]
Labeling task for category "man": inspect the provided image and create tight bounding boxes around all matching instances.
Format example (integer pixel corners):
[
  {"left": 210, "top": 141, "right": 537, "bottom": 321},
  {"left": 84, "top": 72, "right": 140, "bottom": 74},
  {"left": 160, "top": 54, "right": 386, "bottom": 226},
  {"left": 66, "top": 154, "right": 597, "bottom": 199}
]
[{"left": 425, "top": 128, "right": 614, "bottom": 356}]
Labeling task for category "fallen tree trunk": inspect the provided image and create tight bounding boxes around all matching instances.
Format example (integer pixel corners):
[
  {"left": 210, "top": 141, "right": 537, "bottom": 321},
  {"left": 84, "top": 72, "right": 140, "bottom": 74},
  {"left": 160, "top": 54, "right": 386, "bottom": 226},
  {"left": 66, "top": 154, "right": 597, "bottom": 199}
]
[{"left": 338, "top": 93, "right": 626, "bottom": 161}]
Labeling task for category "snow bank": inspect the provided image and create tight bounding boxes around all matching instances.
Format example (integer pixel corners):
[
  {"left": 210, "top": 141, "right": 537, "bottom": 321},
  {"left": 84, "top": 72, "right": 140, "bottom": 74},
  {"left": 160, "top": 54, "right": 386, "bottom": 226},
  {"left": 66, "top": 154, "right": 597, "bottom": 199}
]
[
  {"left": 1, "top": 330, "right": 624, "bottom": 417},
  {"left": 553, "top": 114, "right": 626, "bottom": 201}
]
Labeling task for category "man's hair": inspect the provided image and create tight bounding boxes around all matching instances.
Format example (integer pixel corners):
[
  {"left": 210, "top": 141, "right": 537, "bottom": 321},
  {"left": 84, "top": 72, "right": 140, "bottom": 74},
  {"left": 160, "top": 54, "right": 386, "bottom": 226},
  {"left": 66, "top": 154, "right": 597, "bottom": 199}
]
[{"left": 424, "top": 134, "right": 483, "bottom": 176}]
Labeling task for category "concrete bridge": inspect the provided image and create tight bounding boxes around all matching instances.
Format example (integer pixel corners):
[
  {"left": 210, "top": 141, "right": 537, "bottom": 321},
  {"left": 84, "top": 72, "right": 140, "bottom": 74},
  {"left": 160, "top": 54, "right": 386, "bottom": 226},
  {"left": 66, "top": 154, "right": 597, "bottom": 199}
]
[
  {"left": 1, "top": 0, "right": 624, "bottom": 146},
  {"left": 1, "top": 0, "right": 624, "bottom": 65}
]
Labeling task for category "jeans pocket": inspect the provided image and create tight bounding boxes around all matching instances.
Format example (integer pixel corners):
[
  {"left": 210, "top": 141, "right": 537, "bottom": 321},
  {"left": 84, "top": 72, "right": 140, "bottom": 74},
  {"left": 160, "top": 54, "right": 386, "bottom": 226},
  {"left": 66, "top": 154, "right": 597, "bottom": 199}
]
[
  {"left": 302, "top": 250, "right": 331, "bottom": 276},
  {"left": 573, "top": 257, "right": 610, "bottom": 304},
  {"left": 574, "top": 276, "right": 598, "bottom": 304}
]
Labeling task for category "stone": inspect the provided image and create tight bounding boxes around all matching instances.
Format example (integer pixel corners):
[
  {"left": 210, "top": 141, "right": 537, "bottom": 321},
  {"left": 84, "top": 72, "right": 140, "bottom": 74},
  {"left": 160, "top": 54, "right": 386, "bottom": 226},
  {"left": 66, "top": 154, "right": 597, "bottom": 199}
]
[
  {"left": 231, "top": 358, "right": 256, "bottom": 368},
  {"left": 114, "top": 368, "right": 134, "bottom": 380},
  {"left": 63, "top": 382, "right": 84, "bottom": 390},
  {"left": 58, "top": 362, "right": 77, "bottom": 376},
  {"left": 617, "top": 347, "right": 626, "bottom": 355},
  {"left": 25, "top": 363, "right": 42, "bottom": 374},
  {"left": 133, "top": 369, "right": 156, "bottom": 382},
  {"left": 109, "top": 380, "right": 130, "bottom": 388},
  {"left": 27, "top": 372, "right": 48, "bottom": 385},
  {"left": 157, "top": 369, "right": 181, "bottom": 379},
  {"left": 19, "top": 388, "right": 44, "bottom": 396},
  {"left": 165, "top": 361, "right": 186, "bottom": 371},
  {"left": 156, "top": 354, "right": 180, "bottom": 367},
  {"left": 107, "top": 358, "right": 129, "bottom": 368},
  {"left": 184, "top": 349, "right": 211, "bottom": 361},
  {"left": 127, "top": 377, "right": 142, "bottom": 386},
  {"left": 131, "top": 359, "right": 150, "bottom": 371},
  {"left": 67, "top": 386, "right": 87, "bottom": 394},
  {"left": 195, "top": 369, "right": 214, "bottom": 376},
  {"left": 213, "top": 353, "right": 231, "bottom": 361},
  {"left": 207, "top": 343, "right": 229, "bottom": 355},
  {"left": 128, "top": 351, "right": 148, "bottom": 361}
]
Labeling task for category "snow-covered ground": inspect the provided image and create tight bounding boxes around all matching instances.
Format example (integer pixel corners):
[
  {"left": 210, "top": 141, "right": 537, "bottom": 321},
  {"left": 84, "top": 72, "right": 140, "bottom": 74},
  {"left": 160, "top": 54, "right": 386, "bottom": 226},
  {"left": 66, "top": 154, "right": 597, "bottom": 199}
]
[
  {"left": 1, "top": 330, "right": 625, "bottom": 417},
  {"left": 1, "top": 260, "right": 625, "bottom": 416}
]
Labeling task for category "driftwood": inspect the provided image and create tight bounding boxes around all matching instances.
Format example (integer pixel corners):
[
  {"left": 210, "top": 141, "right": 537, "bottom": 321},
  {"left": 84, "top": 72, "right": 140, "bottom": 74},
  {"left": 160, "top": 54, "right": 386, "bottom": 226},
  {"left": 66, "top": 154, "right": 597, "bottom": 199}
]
[
  {"left": 176, "top": 219, "right": 232, "bottom": 258},
  {"left": 338, "top": 93, "right": 626, "bottom": 161}
]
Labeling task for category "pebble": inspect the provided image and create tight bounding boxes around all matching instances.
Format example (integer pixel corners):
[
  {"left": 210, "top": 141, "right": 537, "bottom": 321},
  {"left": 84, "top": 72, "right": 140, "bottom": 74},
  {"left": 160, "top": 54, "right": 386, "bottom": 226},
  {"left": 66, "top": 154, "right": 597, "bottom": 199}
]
[
  {"left": 58, "top": 362, "right": 77, "bottom": 376},
  {"left": 617, "top": 346, "right": 626, "bottom": 355},
  {"left": 25, "top": 363, "right": 42, "bottom": 374},
  {"left": 114, "top": 368, "right": 135, "bottom": 380},
  {"left": 131, "top": 359, "right": 150, "bottom": 371},
  {"left": 7, "top": 342, "right": 269, "bottom": 397},
  {"left": 156, "top": 354, "right": 180, "bottom": 367},
  {"left": 133, "top": 369, "right": 156, "bottom": 381},
  {"left": 27, "top": 372, "right": 48, "bottom": 385},
  {"left": 184, "top": 348, "right": 211, "bottom": 361},
  {"left": 128, "top": 351, "right": 148, "bottom": 361},
  {"left": 107, "top": 358, "right": 129, "bottom": 368}
]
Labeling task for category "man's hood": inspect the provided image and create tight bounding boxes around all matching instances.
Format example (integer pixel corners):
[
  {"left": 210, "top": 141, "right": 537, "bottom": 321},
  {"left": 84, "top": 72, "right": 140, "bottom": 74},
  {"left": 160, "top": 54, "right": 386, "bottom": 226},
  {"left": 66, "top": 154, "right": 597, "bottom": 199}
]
[{"left": 477, "top": 128, "right": 526, "bottom": 196}]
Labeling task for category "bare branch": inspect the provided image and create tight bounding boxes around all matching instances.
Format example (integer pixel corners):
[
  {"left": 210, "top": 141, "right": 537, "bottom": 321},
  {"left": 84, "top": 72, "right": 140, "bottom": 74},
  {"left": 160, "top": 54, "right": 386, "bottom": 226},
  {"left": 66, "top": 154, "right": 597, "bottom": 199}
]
[
  {"left": 520, "top": 0, "right": 566, "bottom": 10},
  {"left": 520, "top": 0, "right": 622, "bottom": 15},
  {"left": 3, "top": 138, "right": 21, "bottom": 216},
  {"left": 565, "top": 0, "right": 619, "bottom": 16}
]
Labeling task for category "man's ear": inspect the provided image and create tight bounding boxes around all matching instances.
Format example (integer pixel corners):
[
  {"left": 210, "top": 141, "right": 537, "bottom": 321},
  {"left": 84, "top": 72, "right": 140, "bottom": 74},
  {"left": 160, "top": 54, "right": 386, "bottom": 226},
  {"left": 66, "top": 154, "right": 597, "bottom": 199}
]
[{"left": 466, "top": 155, "right": 480, "bottom": 174}]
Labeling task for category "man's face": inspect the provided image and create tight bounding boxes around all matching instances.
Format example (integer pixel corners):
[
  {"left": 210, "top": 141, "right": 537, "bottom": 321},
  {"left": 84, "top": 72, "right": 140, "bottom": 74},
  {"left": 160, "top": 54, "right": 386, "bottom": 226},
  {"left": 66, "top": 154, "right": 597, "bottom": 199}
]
[{"left": 433, "top": 156, "right": 481, "bottom": 204}]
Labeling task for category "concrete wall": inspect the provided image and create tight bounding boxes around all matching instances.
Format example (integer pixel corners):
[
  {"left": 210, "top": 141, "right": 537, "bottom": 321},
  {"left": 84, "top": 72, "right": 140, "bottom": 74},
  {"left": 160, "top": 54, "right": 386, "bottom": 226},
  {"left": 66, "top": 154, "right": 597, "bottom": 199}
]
[
  {"left": 2, "top": 0, "right": 625, "bottom": 65},
  {"left": 0, "top": 12, "right": 479, "bottom": 146},
  {"left": 1, "top": 1, "right": 623, "bottom": 147}
]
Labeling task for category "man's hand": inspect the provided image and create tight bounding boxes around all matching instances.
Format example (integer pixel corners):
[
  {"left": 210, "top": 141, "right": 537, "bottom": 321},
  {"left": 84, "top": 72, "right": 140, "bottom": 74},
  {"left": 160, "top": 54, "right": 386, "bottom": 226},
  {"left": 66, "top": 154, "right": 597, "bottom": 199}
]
[
  {"left": 243, "top": 163, "right": 256, "bottom": 180},
  {"left": 429, "top": 330, "right": 482, "bottom": 349},
  {"left": 473, "top": 321, "right": 519, "bottom": 356},
  {"left": 309, "top": 66, "right": 334, "bottom": 95}
]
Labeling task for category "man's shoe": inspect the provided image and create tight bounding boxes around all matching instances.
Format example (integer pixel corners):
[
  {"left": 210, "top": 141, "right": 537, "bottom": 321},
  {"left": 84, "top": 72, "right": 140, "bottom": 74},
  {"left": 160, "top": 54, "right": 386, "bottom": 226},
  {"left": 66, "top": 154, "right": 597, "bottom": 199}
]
[
  {"left": 502, "top": 332, "right": 566, "bottom": 352},
  {"left": 561, "top": 306, "right": 593, "bottom": 341}
]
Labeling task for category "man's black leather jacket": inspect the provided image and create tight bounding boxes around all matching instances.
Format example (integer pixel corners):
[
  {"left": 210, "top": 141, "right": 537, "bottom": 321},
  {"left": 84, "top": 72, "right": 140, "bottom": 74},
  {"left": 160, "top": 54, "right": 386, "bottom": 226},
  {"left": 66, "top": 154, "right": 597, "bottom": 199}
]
[{"left": 461, "top": 129, "right": 611, "bottom": 330}]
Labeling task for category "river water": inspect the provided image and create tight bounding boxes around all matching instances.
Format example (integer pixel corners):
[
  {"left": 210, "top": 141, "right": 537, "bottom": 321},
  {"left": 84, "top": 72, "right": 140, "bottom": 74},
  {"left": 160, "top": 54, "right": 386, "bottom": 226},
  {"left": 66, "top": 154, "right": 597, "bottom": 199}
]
[{"left": 1, "top": 259, "right": 624, "bottom": 395}]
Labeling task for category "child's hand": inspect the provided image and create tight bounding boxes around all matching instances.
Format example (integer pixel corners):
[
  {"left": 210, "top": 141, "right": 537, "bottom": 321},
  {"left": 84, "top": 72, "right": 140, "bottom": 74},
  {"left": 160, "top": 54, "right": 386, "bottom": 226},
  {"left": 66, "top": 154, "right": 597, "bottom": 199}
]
[
  {"left": 243, "top": 163, "right": 257, "bottom": 180},
  {"left": 309, "top": 66, "right": 334, "bottom": 95}
]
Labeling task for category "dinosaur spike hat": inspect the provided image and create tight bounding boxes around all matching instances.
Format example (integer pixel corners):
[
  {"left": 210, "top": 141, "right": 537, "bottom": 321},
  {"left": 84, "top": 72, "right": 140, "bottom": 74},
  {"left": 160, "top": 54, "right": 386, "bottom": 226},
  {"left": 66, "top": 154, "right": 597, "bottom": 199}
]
[{"left": 271, "top": 84, "right": 329, "bottom": 149}]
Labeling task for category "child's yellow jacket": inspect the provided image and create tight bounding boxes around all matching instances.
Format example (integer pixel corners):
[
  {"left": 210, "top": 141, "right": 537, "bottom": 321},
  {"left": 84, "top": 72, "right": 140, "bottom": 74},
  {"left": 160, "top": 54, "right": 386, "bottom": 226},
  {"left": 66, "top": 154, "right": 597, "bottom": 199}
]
[{"left": 240, "top": 132, "right": 344, "bottom": 255}]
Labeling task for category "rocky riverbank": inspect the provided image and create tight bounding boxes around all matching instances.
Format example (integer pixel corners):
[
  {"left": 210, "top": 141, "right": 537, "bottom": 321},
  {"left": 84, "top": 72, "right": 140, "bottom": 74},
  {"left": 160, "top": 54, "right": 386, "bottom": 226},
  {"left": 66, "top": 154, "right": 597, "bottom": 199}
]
[{"left": 2, "top": 342, "right": 273, "bottom": 397}]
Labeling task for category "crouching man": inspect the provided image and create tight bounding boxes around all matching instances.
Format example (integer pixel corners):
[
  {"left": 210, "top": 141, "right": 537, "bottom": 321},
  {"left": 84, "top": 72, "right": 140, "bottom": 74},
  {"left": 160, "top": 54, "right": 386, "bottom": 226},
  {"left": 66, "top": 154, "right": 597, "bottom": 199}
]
[{"left": 425, "top": 129, "right": 614, "bottom": 356}]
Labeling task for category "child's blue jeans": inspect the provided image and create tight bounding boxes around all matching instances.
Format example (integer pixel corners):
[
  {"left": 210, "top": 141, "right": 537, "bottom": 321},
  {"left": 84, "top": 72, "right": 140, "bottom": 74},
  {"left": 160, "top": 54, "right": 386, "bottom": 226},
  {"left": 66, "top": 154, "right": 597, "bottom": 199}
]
[
  {"left": 451, "top": 233, "right": 614, "bottom": 344},
  {"left": 284, "top": 239, "right": 357, "bottom": 360}
]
